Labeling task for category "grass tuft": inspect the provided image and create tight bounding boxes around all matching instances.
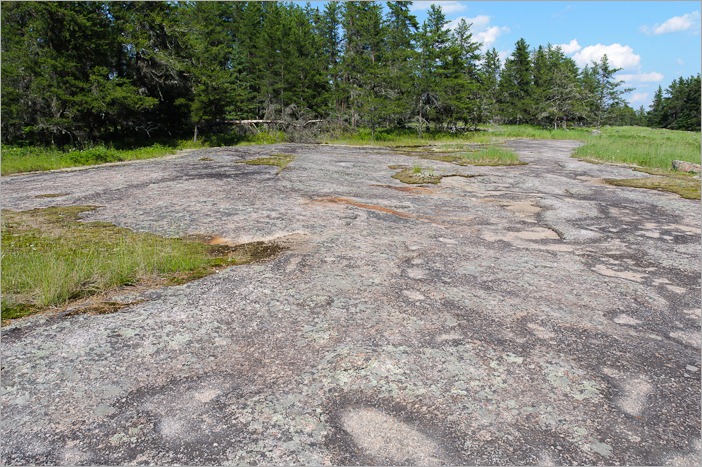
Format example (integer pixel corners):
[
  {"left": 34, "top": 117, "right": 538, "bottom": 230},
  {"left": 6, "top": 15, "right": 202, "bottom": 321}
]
[
  {"left": 0, "top": 206, "right": 286, "bottom": 321},
  {"left": 454, "top": 145, "right": 525, "bottom": 166}
]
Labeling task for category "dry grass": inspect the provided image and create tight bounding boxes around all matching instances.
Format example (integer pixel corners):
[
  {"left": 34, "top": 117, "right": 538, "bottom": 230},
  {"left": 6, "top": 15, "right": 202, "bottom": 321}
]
[{"left": 604, "top": 171, "right": 700, "bottom": 200}]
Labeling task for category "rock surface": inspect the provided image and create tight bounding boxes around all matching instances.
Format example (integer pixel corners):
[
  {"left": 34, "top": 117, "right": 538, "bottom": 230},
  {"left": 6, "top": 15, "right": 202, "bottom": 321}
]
[
  {"left": 672, "top": 160, "right": 702, "bottom": 173},
  {"left": 1, "top": 140, "right": 700, "bottom": 465}
]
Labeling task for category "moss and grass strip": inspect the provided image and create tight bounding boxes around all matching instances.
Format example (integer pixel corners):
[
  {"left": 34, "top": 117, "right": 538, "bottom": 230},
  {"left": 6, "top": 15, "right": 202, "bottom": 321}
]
[{"left": 1, "top": 206, "right": 286, "bottom": 321}]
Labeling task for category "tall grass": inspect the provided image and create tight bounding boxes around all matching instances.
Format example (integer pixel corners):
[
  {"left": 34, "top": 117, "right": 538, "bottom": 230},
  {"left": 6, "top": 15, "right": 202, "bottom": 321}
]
[
  {"left": 1, "top": 206, "right": 230, "bottom": 319},
  {"left": 326, "top": 125, "right": 594, "bottom": 146},
  {"left": 1, "top": 129, "right": 289, "bottom": 175},
  {"left": 487, "top": 124, "right": 593, "bottom": 141},
  {"left": 573, "top": 126, "right": 700, "bottom": 170},
  {"left": 1, "top": 141, "right": 203, "bottom": 175}
]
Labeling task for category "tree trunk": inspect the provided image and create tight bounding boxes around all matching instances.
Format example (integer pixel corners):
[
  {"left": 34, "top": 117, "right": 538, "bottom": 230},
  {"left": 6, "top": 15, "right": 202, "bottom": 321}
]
[{"left": 193, "top": 124, "right": 198, "bottom": 143}]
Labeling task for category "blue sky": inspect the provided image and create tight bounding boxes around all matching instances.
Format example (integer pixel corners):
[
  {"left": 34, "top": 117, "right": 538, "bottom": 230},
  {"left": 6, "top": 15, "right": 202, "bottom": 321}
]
[{"left": 407, "top": 1, "right": 701, "bottom": 108}]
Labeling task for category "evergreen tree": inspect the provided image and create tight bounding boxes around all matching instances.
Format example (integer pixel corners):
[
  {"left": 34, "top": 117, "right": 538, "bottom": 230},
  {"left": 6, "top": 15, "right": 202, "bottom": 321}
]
[
  {"left": 383, "top": 1, "right": 419, "bottom": 127},
  {"left": 647, "top": 86, "right": 665, "bottom": 128},
  {"left": 446, "top": 18, "right": 482, "bottom": 129},
  {"left": 341, "top": 1, "right": 386, "bottom": 133},
  {"left": 316, "top": 2, "right": 344, "bottom": 119},
  {"left": 533, "top": 45, "right": 583, "bottom": 128},
  {"left": 416, "top": 5, "right": 452, "bottom": 133},
  {"left": 109, "top": 1, "right": 191, "bottom": 138},
  {"left": 178, "top": 2, "right": 249, "bottom": 141},
  {"left": 498, "top": 38, "right": 534, "bottom": 124},
  {"left": 583, "top": 55, "right": 632, "bottom": 128},
  {"left": 479, "top": 48, "right": 502, "bottom": 124},
  {"left": 1, "top": 1, "right": 157, "bottom": 145}
]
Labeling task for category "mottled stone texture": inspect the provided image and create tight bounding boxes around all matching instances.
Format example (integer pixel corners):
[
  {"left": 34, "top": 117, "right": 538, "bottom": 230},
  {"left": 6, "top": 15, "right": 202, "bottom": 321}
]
[
  {"left": 672, "top": 160, "right": 701, "bottom": 174},
  {"left": 2, "top": 140, "right": 700, "bottom": 465}
]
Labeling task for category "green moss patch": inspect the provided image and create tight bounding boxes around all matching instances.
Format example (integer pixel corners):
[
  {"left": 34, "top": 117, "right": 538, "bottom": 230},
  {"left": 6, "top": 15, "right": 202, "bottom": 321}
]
[
  {"left": 244, "top": 153, "right": 295, "bottom": 173},
  {"left": 604, "top": 174, "right": 700, "bottom": 200},
  {"left": 33, "top": 193, "right": 70, "bottom": 199},
  {"left": 390, "top": 166, "right": 479, "bottom": 185}
]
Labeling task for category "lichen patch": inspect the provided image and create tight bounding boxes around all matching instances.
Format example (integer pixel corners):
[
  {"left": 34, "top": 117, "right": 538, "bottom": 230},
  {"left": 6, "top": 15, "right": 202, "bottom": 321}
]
[{"left": 340, "top": 407, "right": 442, "bottom": 465}]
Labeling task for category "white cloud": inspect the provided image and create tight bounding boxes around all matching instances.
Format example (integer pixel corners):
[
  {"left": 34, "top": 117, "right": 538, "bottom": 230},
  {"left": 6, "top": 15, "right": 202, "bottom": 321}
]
[
  {"left": 572, "top": 43, "right": 641, "bottom": 70},
  {"left": 629, "top": 92, "right": 650, "bottom": 104},
  {"left": 456, "top": 14, "right": 490, "bottom": 30},
  {"left": 476, "top": 26, "right": 510, "bottom": 47},
  {"left": 641, "top": 11, "right": 700, "bottom": 35},
  {"left": 617, "top": 72, "right": 664, "bottom": 83},
  {"left": 654, "top": 11, "right": 700, "bottom": 34},
  {"left": 557, "top": 39, "right": 582, "bottom": 54},
  {"left": 447, "top": 15, "right": 509, "bottom": 48},
  {"left": 411, "top": 1, "right": 467, "bottom": 14},
  {"left": 676, "top": 58, "right": 685, "bottom": 65}
]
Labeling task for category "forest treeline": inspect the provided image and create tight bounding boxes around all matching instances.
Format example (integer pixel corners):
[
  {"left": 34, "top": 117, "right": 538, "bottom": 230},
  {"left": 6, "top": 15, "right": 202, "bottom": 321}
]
[{"left": 1, "top": 1, "right": 699, "bottom": 147}]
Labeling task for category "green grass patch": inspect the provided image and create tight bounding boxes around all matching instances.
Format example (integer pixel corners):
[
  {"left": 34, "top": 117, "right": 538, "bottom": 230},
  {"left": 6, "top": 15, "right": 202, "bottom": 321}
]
[
  {"left": 238, "top": 130, "right": 287, "bottom": 145},
  {"left": 1, "top": 130, "right": 290, "bottom": 175},
  {"left": 429, "top": 145, "right": 525, "bottom": 166},
  {"left": 0, "top": 206, "right": 285, "bottom": 321},
  {"left": 326, "top": 125, "right": 593, "bottom": 147},
  {"left": 485, "top": 124, "right": 593, "bottom": 141},
  {"left": 244, "top": 153, "right": 295, "bottom": 173},
  {"left": 1, "top": 140, "right": 204, "bottom": 175},
  {"left": 459, "top": 146, "right": 525, "bottom": 166},
  {"left": 573, "top": 126, "right": 700, "bottom": 171},
  {"left": 394, "top": 143, "right": 524, "bottom": 166}
]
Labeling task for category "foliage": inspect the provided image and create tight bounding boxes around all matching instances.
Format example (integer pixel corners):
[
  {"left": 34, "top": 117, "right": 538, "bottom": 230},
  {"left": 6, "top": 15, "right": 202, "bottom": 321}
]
[
  {"left": 459, "top": 146, "right": 525, "bottom": 165},
  {"left": 1, "top": 1, "right": 699, "bottom": 149},
  {"left": 648, "top": 75, "right": 701, "bottom": 131}
]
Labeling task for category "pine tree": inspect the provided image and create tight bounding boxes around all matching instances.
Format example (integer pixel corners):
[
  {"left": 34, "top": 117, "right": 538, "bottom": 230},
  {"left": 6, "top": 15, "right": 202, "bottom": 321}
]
[
  {"left": 479, "top": 48, "right": 502, "bottom": 124},
  {"left": 533, "top": 45, "right": 583, "bottom": 128},
  {"left": 1, "top": 1, "right": 158, "bottom": 145},
  {"left": 383, "top": 1, "right": 419, "bottom": 128},
  {"left": 178, "top": 2, "right": 249, "bottom": 141},
  {"left": 583, "top": 55, "right": 632, "bottom": 128},
  {"left": 446, "top": 19, "right": 482, "bottom": 129},
  {"left": 498, "top": 38, "right": 534, "bottom": 124},
  {"left": 341, "top": 1, "right": 386, "bottom": 133},
  {"left": 648, "top": 86, "right": 665, "bottom": 128},
  {"left": 316, "top": 2, "right": 344, "bottom": 119},
  {"left": 416, "top": 5, "right": 452, "bottom": 134}
]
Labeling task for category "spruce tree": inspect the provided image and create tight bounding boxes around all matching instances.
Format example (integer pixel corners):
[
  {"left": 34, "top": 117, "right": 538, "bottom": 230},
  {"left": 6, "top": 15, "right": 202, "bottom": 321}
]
[
  {"left": 383, "top": 1, "right": 419, "bottom": 128},
  {"left": 498, "top": 38, "right": 534, "bottom": 124},
  {"left": 416, "top": 5, "right": 452, "bottom": 133},
  {"left": 479, "top": 48, "right": 502, "bottom": 124}
]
